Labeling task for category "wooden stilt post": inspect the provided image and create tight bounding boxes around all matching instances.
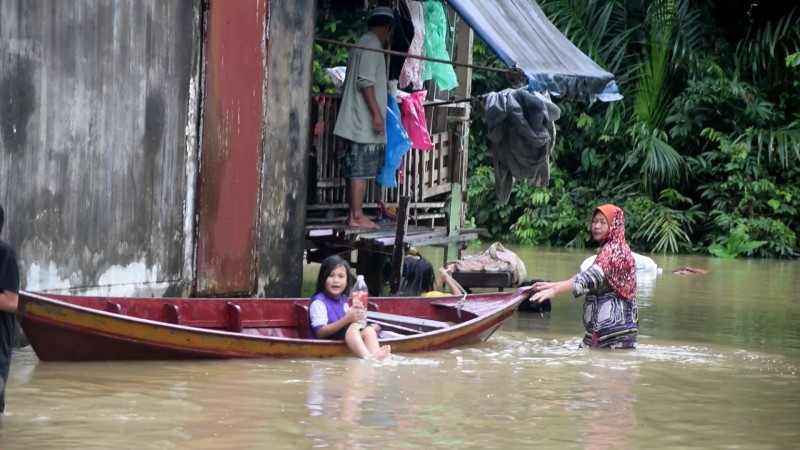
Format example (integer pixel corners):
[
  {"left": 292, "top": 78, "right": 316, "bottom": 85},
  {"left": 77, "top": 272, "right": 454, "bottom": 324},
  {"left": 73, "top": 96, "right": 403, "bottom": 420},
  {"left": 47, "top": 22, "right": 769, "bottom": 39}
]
[
  {"left": 390, "top": 196, "right": 410, "bottom": 294},
  {"left": 356, "top": 250, "right": 386, "bottom": 297},
  {"left": 445, "top": 16, "right": 474, "bottom": 268}
]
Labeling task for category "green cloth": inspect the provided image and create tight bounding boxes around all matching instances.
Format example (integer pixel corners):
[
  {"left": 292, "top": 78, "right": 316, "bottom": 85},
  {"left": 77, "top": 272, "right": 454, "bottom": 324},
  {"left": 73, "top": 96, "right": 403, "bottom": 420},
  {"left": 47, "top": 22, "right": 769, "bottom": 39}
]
[{"left": 422, "top": 2, "right": 458, "bottom": 91}]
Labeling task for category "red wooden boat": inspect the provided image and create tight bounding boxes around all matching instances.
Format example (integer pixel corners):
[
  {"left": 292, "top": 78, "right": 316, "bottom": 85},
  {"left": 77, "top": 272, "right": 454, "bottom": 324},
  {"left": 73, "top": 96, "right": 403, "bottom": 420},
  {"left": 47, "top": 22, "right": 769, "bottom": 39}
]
[{"left": 16, "top": 289, "right": 532, "bottom": 361}]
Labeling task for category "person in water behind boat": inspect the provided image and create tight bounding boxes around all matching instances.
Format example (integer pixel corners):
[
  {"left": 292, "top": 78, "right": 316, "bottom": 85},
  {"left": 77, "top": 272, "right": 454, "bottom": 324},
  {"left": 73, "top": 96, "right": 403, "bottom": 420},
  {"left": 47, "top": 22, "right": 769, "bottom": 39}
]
[
  {"left": 0, "top": 204, "right": 20, "bottom": 413},
  {"left": 530, "top": 204, "right": 639, "bottom": 348},
  {"left": 397, "top": 256, "right": 464, "bottom": 297},
  {"left": 309, "top": 255, "right": 391, "bottom": 360}
]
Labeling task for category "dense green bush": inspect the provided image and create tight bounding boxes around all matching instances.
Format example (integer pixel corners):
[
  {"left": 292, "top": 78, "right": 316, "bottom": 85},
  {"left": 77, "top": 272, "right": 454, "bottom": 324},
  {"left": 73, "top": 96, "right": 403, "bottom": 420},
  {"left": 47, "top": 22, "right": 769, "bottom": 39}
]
[{"left": 464, "top": 0, "right": 800, "bottom": 259}]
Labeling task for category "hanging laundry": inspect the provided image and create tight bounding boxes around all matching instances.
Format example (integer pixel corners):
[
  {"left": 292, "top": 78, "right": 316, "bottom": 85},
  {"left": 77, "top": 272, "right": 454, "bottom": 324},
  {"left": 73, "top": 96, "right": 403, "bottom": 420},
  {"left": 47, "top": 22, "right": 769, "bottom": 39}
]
[
  {"left": 389, "top": 1, "right": 415, "bottom": 81},
  {"left": 479, "top": 88, "right": 561, "bottom": 204},
  {"left": 400, "top": 90, "right": 433, "bottom": 150},
  {"left": 422, "top": 1, "right": 458, "bottom": 91},
  {"left": 399, "top": 0, "right": 426, "bottom": 90},
  {"left": 377, "top": 94, "right": 413, "bottom": 188}
]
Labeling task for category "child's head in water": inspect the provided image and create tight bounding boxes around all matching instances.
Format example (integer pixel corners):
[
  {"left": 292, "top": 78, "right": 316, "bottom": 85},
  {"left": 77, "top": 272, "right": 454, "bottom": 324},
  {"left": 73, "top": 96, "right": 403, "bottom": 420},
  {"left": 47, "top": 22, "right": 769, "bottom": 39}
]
[
  {"left": 398, "top": 256, "right": 435, "bottom": 296},
  {"left": 315, "top": 255, "right": 353, "bottom": 299}
]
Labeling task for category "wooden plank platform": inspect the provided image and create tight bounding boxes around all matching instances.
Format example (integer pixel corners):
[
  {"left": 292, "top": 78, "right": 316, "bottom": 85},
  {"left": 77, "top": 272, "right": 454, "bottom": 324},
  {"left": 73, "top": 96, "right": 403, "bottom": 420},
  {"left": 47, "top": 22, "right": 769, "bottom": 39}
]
[{"left": 305, "top": 222, "right": 482, "bottom": 255}]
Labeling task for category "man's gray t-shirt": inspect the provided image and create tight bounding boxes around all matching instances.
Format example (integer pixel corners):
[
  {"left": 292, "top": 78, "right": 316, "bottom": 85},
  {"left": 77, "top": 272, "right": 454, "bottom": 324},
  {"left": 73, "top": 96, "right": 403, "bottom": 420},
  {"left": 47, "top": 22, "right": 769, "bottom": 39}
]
[{"left": 333, "top": 32, "right": 388, "bottom": 145}]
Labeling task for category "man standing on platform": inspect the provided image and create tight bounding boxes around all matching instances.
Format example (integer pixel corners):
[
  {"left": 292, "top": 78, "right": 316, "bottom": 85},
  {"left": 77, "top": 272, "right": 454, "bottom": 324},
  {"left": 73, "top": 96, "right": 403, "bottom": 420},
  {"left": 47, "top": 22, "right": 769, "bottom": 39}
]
[
  {"left": 0, "top": 204, "right": 19, "bottom": 414},
  {"left": 334, "top": 6, "right": 394, "bottom": 229}
]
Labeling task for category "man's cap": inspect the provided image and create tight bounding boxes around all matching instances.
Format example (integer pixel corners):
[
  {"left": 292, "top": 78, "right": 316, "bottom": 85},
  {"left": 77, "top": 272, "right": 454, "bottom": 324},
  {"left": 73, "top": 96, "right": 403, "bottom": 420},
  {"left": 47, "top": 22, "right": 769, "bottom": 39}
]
[{"left": 370, "top": 6, "right": 394, "bottom": 19}]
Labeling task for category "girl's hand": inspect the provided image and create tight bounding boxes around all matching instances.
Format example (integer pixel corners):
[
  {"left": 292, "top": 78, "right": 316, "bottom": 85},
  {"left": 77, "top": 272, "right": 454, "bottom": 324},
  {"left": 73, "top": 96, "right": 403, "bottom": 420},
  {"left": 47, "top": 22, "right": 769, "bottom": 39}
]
[
  {"left": 531, "top": 287, "right": 555, "bottom": 303},
  {"left": 532, "top": 281, "right": 555, "bottom": 291},
  {"left": 438, "top": 267, "right": 452, "bottom": 278},
  {"left": 346, "top": 305, "right": 366, "bottom": 324}
]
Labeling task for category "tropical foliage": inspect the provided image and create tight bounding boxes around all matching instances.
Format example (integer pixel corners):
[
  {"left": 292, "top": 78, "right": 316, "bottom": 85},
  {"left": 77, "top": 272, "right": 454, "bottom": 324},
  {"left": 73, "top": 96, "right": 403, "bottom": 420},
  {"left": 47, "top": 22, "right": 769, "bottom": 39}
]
[
  {"left": 466, "top": 0, "right": 800, "bottom": 258},
  {"left": 311, "top": 1, "right": 800, "bottom": 259}
]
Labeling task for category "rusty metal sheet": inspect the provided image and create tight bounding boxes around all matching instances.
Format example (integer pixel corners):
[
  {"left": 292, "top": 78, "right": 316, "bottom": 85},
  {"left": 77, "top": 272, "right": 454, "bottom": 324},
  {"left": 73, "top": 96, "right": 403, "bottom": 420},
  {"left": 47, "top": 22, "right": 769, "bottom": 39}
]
[{"left": 195, "top": 0, "right": 267, "bottom": 296}]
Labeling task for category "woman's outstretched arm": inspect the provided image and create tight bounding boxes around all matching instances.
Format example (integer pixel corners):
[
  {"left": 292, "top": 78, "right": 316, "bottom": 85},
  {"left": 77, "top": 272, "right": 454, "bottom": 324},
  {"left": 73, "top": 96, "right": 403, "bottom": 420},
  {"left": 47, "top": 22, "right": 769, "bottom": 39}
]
[{"left": 530, "top": 278, "right": 574, "bottom": 303}]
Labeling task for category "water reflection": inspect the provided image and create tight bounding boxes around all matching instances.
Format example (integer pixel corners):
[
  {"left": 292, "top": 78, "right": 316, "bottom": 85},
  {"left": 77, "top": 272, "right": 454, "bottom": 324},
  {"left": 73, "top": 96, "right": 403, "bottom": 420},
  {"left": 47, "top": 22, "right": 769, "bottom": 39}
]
[
  {"left": 303, "top": 357, "right": 441, "bottom": 449},
  {"left": 578, "top": 357, "right": 640, "bottom": 450}
]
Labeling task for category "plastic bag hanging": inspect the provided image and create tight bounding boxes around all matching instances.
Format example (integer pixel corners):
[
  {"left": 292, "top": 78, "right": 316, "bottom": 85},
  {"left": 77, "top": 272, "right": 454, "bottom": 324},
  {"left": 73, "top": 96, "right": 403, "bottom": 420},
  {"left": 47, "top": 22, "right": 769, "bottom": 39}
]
[
  {"left": 400, "top": 90, "right": 434, "bottom": 150},
  {"left": 376, "top": 94, "right": 413, "bottom": 188},
  {"left": 422, "top": 1, "right": 458, "bottom": 91}
]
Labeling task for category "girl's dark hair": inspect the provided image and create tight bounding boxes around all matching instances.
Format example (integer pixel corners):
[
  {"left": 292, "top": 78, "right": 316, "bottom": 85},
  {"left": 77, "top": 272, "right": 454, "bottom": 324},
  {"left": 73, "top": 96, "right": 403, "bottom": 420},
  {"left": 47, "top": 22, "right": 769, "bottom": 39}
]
[
  {"left": 314, "top": 255, "right": 353, "bottom": 297},
  {"left": 397, "top": 256, "right": 435, "bottom": 296}
]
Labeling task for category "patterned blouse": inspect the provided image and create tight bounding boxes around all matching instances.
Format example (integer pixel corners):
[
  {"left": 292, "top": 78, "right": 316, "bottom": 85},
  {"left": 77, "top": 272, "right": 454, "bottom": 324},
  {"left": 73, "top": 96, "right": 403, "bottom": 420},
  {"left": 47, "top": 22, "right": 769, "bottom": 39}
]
[{"left": 573, "top": 264, "right": 639, "bottom": 349}]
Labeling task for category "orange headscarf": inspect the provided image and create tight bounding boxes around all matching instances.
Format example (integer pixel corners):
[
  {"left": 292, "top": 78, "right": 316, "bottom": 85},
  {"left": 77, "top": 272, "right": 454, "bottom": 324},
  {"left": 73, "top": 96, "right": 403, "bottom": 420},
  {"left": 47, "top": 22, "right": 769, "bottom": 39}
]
[{"left": 593, "top": 204, "right": 637, "bottom": 300}]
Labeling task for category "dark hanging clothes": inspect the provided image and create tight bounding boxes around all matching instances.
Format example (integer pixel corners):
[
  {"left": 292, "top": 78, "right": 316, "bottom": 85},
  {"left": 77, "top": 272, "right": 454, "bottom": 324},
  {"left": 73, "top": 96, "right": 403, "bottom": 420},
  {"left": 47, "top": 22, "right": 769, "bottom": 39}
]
[
  {"left": 479, "top": 88, "right": 561, "bottom": 204},
  {"left": 389, "top": 2, "right": 415, "bottom": 81}
]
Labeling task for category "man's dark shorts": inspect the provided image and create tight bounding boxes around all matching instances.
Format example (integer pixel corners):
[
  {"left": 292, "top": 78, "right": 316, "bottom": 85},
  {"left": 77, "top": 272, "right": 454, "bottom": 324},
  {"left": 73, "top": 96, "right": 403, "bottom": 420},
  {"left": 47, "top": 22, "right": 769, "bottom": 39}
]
[{"left": 343, "top": 142, "right": 385, "bottom": 179}]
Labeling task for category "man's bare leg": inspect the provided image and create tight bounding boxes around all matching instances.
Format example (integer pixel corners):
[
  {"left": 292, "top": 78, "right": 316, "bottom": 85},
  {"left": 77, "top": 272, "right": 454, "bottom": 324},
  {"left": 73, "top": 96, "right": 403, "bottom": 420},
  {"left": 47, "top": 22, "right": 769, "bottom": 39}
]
[{"left": 347, "top": 178, "right": 377, "bottom": 229}]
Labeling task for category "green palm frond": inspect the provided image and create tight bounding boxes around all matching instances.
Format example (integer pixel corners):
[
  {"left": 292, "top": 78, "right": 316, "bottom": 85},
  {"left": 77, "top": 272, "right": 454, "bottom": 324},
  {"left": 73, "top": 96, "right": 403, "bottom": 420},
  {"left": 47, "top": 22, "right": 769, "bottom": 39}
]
[
  {"left": 541, "top": 0, "right": 638, "bottom": 76},
  {"left": 743, "top": 122, "right": 800, "bottom": 166},
  {"left": 638, "top": 190, "right": 698, "bottom": 253},
  {"left": 624, "top": 21, "right": 686, "bottom": 188},
  {"left": 625, "top": 125, "right": 686, "bottom": 187},
  {"left": 632, "top": 32, "right": 670, "bottom": 129},
  {"left": 736, "top": 9, "right": 800, "bottom": 79},
  {"left": 667, "top": 0, "right": 717, "bottom": 72}
]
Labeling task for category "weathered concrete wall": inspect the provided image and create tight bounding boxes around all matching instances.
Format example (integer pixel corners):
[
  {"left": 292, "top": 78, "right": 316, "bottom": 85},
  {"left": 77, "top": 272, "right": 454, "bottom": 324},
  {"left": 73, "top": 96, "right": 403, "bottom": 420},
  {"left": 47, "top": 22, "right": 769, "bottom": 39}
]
[
  {"left": 0, "top": 0, "right": 200, "bottom": 295},
  {"left": 258, "top": 0, "right": 316, "bottom": 297}
]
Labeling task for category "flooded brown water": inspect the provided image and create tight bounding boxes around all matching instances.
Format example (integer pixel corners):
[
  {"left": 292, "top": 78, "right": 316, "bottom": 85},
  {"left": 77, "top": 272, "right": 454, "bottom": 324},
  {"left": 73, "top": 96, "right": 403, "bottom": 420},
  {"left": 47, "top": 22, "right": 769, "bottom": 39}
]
[{"left": 1, "top": 246, "right": 798, "bottom": 449}]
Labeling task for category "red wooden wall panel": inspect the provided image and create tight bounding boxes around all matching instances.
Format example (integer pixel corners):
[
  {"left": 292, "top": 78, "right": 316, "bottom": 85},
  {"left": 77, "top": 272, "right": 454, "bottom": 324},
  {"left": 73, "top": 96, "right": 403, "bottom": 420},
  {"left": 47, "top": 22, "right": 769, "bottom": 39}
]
[{"left": 195, "top": 0, "right": 267, "bottom": 295}]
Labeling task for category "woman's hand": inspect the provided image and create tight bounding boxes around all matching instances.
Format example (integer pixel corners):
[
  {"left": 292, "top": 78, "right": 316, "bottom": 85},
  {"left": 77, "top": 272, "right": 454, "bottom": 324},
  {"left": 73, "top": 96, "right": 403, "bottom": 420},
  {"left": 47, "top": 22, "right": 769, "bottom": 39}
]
[
  {"left": 438, "top": 266, "right": 452, "bottom": 278},
  {"left": 532, "top": 281, "right": 555, "bottom": 291},
  {"left": 530, "top": 287, "right": 555, "bottom": 303}
]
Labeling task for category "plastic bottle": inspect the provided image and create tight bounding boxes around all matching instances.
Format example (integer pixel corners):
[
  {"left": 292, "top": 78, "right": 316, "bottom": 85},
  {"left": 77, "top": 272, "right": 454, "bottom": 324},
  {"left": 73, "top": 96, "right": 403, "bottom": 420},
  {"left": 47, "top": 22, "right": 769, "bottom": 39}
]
[{"left": 352, "top": 275, "right": 368, "bottom": 328}]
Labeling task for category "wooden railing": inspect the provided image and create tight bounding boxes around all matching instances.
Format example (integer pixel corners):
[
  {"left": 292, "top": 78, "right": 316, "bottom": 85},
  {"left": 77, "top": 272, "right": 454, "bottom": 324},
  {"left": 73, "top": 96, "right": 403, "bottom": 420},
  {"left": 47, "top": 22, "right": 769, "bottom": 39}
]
[{"left": 309, "top": 95, "right": 458, "bottom": 216}]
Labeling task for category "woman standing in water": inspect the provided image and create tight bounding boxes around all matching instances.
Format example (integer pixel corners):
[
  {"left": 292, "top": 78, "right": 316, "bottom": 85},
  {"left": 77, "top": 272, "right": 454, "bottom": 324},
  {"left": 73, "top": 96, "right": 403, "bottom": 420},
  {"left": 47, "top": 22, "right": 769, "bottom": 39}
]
[{"left": 530, "top": 204, "right": 639, "bottom": 348}]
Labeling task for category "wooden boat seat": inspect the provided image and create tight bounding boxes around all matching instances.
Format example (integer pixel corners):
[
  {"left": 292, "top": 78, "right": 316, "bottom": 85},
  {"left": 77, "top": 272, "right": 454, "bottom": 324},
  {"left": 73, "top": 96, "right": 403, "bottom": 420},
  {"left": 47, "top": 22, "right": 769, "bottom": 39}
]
[
  {"left": 106, "top": 301, "right": 126, "bottom": 315},
  {"left": 161, "top": 302, "right": 248, "bottom": 333},
  {"left": 164, "top": 303, "right": 181, "bottom": 324},
  {"left": 294, "top": 302, "right": 313, "bottom": 339},
  {"left": 451, "top": 270, "right": 514, "bottom": 292},
  {"left": 365, "top": 311, "right": 450, "bottom": 331},
  {"left": 368, "top": 317, "right": 424, "bottom": 335},
  {"left": 227, "top": 302, "right": 243, "bottom": 333}
]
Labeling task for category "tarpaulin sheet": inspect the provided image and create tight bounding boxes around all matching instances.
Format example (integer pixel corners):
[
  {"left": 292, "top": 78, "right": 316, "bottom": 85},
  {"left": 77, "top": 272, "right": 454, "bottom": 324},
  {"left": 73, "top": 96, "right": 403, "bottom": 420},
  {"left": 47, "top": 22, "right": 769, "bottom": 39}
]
[{"left": 447, "top": 0, "right": 621, "bottom": 102}]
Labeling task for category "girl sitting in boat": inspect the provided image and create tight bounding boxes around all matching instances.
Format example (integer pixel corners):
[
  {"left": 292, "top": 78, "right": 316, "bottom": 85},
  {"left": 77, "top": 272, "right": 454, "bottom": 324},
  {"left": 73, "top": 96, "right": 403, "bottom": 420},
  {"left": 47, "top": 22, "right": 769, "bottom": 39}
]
[
  {"left": 309, "top": 255, "right": 391, "bottom": 360},
  {"left": 530, "top": 204, "right": 639, "bottom": 349},
  {"left": 397, "top": 256, "right": 464, "bottom": 297}
]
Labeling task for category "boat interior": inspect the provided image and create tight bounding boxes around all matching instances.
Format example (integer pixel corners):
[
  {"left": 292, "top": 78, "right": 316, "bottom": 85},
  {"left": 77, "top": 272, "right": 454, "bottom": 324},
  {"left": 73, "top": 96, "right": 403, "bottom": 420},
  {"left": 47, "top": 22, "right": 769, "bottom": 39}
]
[{"left": 41, "top": 293, "right": 481, "bottom": 340}]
